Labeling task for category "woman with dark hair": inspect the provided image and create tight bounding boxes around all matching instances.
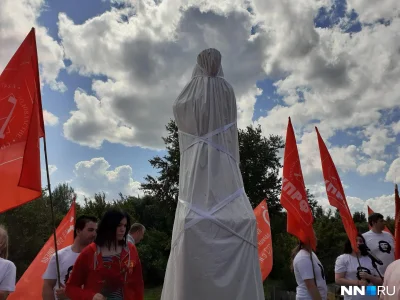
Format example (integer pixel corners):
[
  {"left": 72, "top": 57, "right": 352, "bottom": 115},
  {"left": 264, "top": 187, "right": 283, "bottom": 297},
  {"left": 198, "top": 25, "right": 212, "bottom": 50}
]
[
  {"left": 335, "top": 233, "right": 383, "bottom": 300},
  {"left": 291, "top": 240, "right": 327, "bottom": 300},
  {"left": 65, "top": 209, "right": 144, "bottom": 300}
]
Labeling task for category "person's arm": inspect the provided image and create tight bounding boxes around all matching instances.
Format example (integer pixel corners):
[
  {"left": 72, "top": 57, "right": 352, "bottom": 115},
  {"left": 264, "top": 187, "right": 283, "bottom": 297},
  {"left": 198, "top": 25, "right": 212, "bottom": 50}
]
[
  {"left": 65, "top": 249, "right": 96, "bottom": 300},
  {"left": 296, "top": 257, "right": 324, "bottom": 300},
  {"left": 360, "top": 272, "right": 383, "bottom": 286},
  {"left": 335, "top": 273, "right": 367, "bottom": 286},
  {"left": 304, "top": 279, "right": 322, "bottom": 300},
  {"left": 0, "top": 261, "right": 16, "bottom": 299},
  {"left": 42, "top": 279, "right": 56, "bottom": 300},
  {"left": 42, "top": 254, "right": 58, "bottom": 300},
  {"left": 0, "top": 291, "right": 10, "bottom": 300}
]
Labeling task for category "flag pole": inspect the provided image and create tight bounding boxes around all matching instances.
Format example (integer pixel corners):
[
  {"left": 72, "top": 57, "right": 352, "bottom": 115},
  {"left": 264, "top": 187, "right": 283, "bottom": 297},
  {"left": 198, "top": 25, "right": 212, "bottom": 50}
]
[
  {"left": 43, "top": 135, "right": 62, "bottom": 287},
  {"left": 32, "top": 25, "right": 62, "bottom": 288}
]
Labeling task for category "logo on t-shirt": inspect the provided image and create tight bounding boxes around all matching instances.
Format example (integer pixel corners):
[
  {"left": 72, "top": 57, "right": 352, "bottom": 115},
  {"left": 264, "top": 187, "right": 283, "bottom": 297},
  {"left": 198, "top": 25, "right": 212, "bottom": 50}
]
[
  {"left": 356, "top": 266, "right": 371, "bottom": 283},
  {"left": 378, "top": 241, "right": 391, "bottom": 254},
  {"left": 64, "top": 266, "right": 73, "bottom": 284}
]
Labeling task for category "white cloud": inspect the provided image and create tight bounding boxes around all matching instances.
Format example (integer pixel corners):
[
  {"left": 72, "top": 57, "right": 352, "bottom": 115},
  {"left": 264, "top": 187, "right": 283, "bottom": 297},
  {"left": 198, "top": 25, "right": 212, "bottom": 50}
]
[
  {"left": 346, "top": 0, "right": 400, "bottom": 23},
  {"left": 365, "top": 194, "right": 396, "bottom": 219},
  {"left": 361, "top": 125, "right": 395, "bottom": 159},
  {"left": 53, "top": 0, "right": 400, "bottom": 188},
  {"left": 59, "top": 1, "right": 268, "bottom": 149},
  {"left": 251, "top": 2, "right": 400, "bottom": 184},
  {"left": 0, "top": 0, "right": 65, "bottom": 92},
  {"left": 385, "top": 158, "right": 400, "bottom": 183},
  {"left": 41, "top": 164, "right": 57, "bottom": 176},
  {"left": 71, "top": 157, "right": 143, "bottom": 201},
  {"left": 357, "top": 159, "right": 387, "bottom": 176},
  {"left": 63, "top": 90, "right": 136, "bottom": 149},
  {"left": 48, "top": 165, "right": 58, "bottom": 175},
  {"left": 308, "top": 182, "right": 397, "bottom": 218},
  {"left": 391, "top": 121, "right": 400, "bottom": 135},
  {"left": 43, "top": 110, "right": 59, "bottom": 126}
]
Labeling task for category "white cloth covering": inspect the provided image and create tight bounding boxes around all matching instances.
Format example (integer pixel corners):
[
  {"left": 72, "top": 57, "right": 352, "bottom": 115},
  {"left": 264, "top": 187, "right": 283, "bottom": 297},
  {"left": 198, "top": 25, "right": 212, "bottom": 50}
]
[{"left": 160, "top": 48, "right": 265, "bottom": 300}]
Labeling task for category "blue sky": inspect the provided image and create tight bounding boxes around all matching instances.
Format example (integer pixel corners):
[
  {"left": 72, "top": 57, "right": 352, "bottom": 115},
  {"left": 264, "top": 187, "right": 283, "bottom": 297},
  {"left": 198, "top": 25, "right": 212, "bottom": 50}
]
[{"left": 1, "top": 0, "right": 400, "bottom": 216}]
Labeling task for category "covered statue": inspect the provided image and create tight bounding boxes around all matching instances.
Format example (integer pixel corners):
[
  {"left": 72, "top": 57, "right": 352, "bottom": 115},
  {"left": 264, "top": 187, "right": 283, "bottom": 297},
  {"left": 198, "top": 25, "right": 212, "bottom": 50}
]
[{"left": 161, "top": 48, "right": 265, "bottom": 300}]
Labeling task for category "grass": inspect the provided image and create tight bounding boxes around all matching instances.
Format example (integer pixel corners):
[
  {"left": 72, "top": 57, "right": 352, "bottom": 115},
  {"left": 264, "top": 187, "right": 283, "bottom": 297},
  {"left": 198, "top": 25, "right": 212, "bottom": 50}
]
[{"left": 144, "top": 286, "right": 163, "bottom": 300}]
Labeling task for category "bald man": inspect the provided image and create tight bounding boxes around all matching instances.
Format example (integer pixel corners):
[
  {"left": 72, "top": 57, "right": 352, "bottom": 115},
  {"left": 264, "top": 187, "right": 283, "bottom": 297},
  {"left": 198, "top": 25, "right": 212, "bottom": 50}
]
[{"left": 127, "top": 223, "right": 146, "bottom": 245}]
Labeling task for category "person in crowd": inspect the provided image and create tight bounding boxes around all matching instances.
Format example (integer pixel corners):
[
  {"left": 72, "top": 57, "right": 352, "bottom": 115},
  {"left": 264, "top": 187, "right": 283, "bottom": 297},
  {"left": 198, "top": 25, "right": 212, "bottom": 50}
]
[
  {"left": 291, "top": 239, "right": 327, "bottom": 300},
  {"left": 380, "top": 259, "right": 400, "bottom": 300},
  {"left": 42, "top": 215, "right": 98, "bottom": 300},
  {"left": 127, "top": 223, "right": 146, "bottom": 245},
  {"left": 335, "top": 233, "right": 383, "bottom": 300},
  {"left": 362, "top": 213, "right": 395, "bottom": 277},
  {"left": 0, "top": 225, "right": 16, "bottom": 300},
  {"left": 65, "top": 209, "right": 144, "bottom": 300}
]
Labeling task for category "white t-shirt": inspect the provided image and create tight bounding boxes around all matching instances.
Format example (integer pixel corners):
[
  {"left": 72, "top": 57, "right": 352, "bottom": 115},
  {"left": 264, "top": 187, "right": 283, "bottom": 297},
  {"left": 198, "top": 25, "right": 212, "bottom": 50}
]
[
  {"left": 335, "top": 254, "right": 379, "bottom": 300},
  {"left": 0, "top": 258, "right": 16, "bottom": 292},
  {"left": 42, "top": 245, "right": 80, "bottom": 299},
  {"left": 362, "top": 231, "right": 395, "bottom": 276},
  {"left": 293, "top": 249, "right": 328, "bottom": 300}
]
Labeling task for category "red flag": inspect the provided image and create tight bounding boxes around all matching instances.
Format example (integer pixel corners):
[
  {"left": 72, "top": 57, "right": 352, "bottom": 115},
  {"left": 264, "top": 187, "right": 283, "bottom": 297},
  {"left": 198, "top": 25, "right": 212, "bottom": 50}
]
[
  {"left": 395, "top": 184, "right": 400, "bottom": 260},
  {"left": 315, "top": 127, "right": 358, "bottom": 252},
  {"left": 367, "top": 205, "right": 393, "bottom": 236},
  {"left": 0, "top": 28, "right": 45, "bottom": 212},
  {"left": 254, "top": 199, "right": 273, "bottom": 280},
  {"left": 281, "top": 118, "right": 316, "bottom": 250},
  {"left": 8, "top": 201, "right": 76, "bottom": 300}
]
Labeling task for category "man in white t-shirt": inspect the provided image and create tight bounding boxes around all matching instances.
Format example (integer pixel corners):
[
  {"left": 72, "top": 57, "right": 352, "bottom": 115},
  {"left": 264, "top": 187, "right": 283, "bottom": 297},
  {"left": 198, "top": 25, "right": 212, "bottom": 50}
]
[
  {"left": 293, "top": 247, "right": 328, "bottom": 300},
  {"left": 42, "top": 215, "right": 98, "bottom": 300},
  {"left": 362, "top": 213, "right": 395, "bottom": 277}
]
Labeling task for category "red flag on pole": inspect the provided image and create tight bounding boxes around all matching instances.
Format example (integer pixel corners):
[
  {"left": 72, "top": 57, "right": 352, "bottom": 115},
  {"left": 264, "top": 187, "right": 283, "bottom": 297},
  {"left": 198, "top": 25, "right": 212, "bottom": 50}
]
[
  {"left": 367, "top": 205, "right": 393, "bottom": 236},
  {"left": 254, "top": 199, "right": 273, "bottom": 281},
  {"left": 0, "top": 28, "right": 45, "bottom": 213},
  {"left": 8, "top": 201, "right": 76, "bottom": 300},
  {"left": 395, "top": 184, "right": 400, "bottom": 260},
  {"left": 281, "top": 118, "right": 316, "bottom": 250},
  {"left": 315, "top": 127, "right": 358, "bottom": 252}
]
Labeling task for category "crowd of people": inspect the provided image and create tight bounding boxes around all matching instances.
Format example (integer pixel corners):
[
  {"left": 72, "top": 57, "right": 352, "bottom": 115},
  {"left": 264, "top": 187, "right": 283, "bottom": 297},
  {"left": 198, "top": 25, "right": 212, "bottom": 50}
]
[
  {"left": 0, "top": 209, "right": 398, "bottom": 300},
  {"left": 293, "top": 213, "right": 399, "bottom": 300},
  {"left": 0, "top": 208, "right": 146, "bottom": 300}
]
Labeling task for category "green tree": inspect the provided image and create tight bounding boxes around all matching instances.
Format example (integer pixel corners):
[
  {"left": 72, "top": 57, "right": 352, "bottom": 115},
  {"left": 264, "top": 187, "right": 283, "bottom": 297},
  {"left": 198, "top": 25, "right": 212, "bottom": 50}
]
[
  {"left": 307, "top": 189, "right": 324, "bottom": 219},
  {"left": 51, "top": 183, "right": 75, "bottom": 215},
  {"left": 142, "top": 120, "right": 179, "bottom": 214},
  {"left": 353, "top": 211, "right": 367, "bottom": 223},
  {"left": 353, "top": 211, "right": 369, "bottom": 233},
  {"left": 78, "top": 192, "right": 111, "bottom": 219},
  {"left": 313, "top": 210, "right": 347, "bottom": 284},
  {"left": 238, "top": 125, "right": 284, "bottom": 213}
]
